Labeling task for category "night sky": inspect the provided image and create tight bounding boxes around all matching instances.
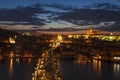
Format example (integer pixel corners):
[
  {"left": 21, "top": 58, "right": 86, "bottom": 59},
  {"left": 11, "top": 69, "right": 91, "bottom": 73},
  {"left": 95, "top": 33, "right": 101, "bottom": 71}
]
[
  {"left": 0, "top": 0, "right": 120, "bottom": 32},
  {"left": 0, "top": 0, "right": 119, "bottom": 8}
]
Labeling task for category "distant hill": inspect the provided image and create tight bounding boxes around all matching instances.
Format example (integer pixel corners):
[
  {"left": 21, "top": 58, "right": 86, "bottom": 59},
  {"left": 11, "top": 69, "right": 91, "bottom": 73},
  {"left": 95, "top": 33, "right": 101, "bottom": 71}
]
[
  {"left": 0, "top": 28, "right": 44, "bottom": 55},
  {"left": 0, "top": 28, "right": 18, "bottom": 39}
]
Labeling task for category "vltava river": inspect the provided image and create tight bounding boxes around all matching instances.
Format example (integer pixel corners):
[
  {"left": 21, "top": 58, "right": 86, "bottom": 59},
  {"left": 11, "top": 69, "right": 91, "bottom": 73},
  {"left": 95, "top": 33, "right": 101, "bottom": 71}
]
[
  {"left": 60, "top": 59, "right": 120, "bottom": 80},
  {"left": 0, "top": 58, "right": 36, "bottom": 80},
  {"left": 0, "top": 58, "right": 120, "bottom": 80}
]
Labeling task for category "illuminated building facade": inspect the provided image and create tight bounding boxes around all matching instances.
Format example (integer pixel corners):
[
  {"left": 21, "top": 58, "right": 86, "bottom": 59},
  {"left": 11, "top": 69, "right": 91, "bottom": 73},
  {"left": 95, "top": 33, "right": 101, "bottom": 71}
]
[
  {"left": 22, "top": 32, "right": 30, "bottom": 36},
  {"left": 68, "top": 28, "right": 120, "bottom": 41}
]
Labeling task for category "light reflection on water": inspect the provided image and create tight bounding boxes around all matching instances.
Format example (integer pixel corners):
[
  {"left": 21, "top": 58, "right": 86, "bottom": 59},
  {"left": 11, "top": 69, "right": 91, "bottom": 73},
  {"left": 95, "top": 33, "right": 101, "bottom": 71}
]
[
  {"left": 61, "top": 58, "right": 120, "bottom": 80},
  {"left": 28, "top": 58, "right": 32, "bottom": 64},
  {"left": 1, "top": 57, "right": 120, "bottom": 80},
  {"left": 92, "top": 60, "right": 101, "bottom": 74},
  {"left": 16, "top": 58, "right": 20, "bottom": 63},
  {"left": 75, "top": 59, "right": 120, "bottom": 72},
  {"left": 114, "top": 63, "right": 120, "bottom": 77},
  {"left": 9, "top": 58, "right": 13, "bottom": 78},
  {"left": 0, "top": 57, "right": 36, "bottom": 80},
  {"left": 74, "top": 58, "right": 120, "bottom": 77}
]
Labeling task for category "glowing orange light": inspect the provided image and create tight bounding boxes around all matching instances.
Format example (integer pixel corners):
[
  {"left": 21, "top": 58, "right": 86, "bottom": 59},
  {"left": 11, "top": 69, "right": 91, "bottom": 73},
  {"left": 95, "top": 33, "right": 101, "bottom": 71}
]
[{"left": 9, "top": 58, "right": 13, "bottom": 77}]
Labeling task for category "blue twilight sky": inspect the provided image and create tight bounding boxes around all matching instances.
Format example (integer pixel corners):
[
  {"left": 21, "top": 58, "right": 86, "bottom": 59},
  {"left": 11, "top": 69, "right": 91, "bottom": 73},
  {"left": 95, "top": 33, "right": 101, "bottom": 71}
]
[
  {"left": 0, "top": 0, "right": 120, "bottom": 31},
  {"left": 0, "top": 0, "right": 119, "bottom": 8}
]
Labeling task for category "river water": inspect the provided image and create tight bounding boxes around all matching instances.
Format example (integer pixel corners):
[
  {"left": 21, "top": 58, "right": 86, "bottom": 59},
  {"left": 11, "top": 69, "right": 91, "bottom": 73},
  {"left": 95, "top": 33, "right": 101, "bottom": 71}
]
[
  {"left": 0, "top": 58, "right": 36, "bottom": 80},
  {"left": 60, "top": 59, "right": 120, "bottom": 80},
  {"left": 0, "top": 58, "right": 120, "bottom": 80}
]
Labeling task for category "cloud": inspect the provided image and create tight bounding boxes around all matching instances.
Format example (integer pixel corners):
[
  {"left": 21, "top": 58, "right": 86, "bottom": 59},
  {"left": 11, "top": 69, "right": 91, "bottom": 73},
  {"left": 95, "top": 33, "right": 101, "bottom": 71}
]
[
  {"left": 83, "top": 3, "right": 120, "bottom": 10},
  {"left": 45, "top": 3, "right": 75, "bottom": 11},
  {"left": 0, "top": 2, "right": 120, "bottom": 31},
  {"left": 52, "top": 3, "right": 120, "bottom": 31},
  {"left": 57, "top": 8, "right": 120, "bottom": 25},
  {"left": 0, "top": 3, "right": 50, "bottom": 25},
  {"left": 97, "top": 22, "right": 120, "bottom": 31}
]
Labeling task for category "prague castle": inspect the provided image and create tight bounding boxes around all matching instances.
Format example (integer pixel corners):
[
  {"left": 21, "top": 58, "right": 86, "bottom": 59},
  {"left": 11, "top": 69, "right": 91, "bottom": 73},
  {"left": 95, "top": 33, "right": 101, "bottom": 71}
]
[
  {"left": 68, "top": 28, "right": 120, "bottom": 41},
  {"left": 87, "top": 27, "right": 101, "bottom": 35}
]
